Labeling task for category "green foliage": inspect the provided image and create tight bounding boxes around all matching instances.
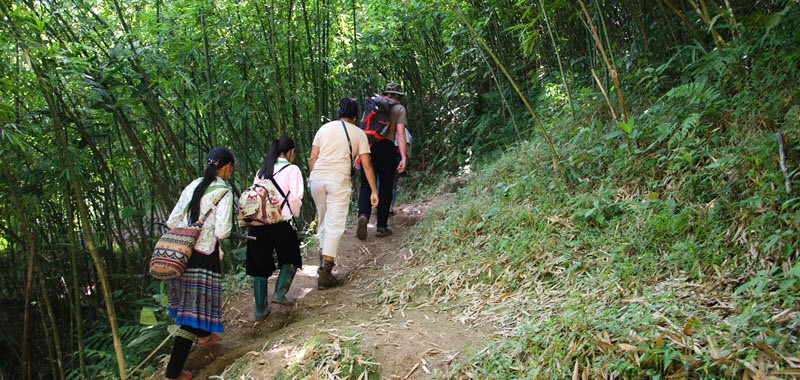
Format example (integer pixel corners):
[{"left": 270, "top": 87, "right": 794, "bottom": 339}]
[
  {"left": 391, "top": 5, "right": 800, "bottom": 378},
  {"left": 275, "top": 333, "right": 381, "bottom": 380},
  {"left": 2, "top": 0, "right": 799, "bottom": 377},
  {"left": 69, "top": 318, "right": 171, "bottom": 380}
]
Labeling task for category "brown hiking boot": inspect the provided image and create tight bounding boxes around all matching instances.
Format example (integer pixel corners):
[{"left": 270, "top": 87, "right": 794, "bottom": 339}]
[
  {"left": 376, "top": 227, "right": 393, "bottom": 238},
  {"left": 317, "top": 260, "right": 341, "bottom": 290},
  {"left": 356, "top": 214, "right": 368, "bottom": 240}
]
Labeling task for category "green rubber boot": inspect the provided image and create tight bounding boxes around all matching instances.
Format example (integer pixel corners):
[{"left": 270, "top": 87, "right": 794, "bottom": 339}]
[
  {"left": 272, "top": 264, "right": 297, "bottom": 306},
  {"left": 253, "top": 277, "right": 270, "bottom": 320}
]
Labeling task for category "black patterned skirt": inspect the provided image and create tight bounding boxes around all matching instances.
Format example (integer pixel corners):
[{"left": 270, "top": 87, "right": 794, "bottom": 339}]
[{"left": 167, "top": 248, "right": 223, "bottom": 332}]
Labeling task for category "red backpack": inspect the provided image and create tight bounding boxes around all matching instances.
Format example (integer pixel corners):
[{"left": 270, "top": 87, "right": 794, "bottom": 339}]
[{"left": 358, "top": 95, "right": 399, "bottom": 144}]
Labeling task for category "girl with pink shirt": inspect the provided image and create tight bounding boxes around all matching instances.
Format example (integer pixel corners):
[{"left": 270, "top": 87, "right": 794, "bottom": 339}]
[{"left": 246, "top": 136, "right": 304, "bottom": 320}]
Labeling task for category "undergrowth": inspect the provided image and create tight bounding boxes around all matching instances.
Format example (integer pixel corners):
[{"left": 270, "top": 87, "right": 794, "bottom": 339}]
[
  {"left": 274, "top": 333, "right": 381, "bottom": 380},
  {"left": 383, "top": 8, "right": 800, "bottom": 379}
]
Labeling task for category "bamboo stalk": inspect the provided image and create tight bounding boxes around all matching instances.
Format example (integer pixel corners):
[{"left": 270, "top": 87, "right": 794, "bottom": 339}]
[
  {"left": 686, "top": 0, "right": 726, "bottom": 48},
  {"left": 50, "top": 0, "right": 176, "bottom": 211},
  {"left": 107, "top": 0, "right": 192, "bottom": 184},
  {"left": 200, "top": 8, "right": 218, "bottom": 145},
  {"left": 14, "top": 43, "right": 130, "bottom": 378},
  {"left": 351, "top": 0, "right": 359, "bottom": 97},
  {"left": 657, "top": 0, "right": 706, "bottom": 48},
  {"left": 64, "top": 193, "right": 88, "bottom": 379},
  {"left": 654, "top": 0, "right": 680, "bottom": 48},
  {"left": 444, "top": 0, "right": 561, "bottom": 175},
  {"left": 127, "top": 329, "right": 177, "bottom": 378},
  {"left": 778, "top": 133, "right": 792, "bottom": 194},
  {"left": 54, "top": 92, "right": 128, "bottom": 380},
  {"left": 591, "top": 68, "right": 618, "bottom": 123},
  {"left": 477, "top": 46, "right": 521, "bottom": 141},
  {"left": 723, "top": 0, "right": 739, "bottom": 38},
  {"left": 269, "top": 0, "right": 287, "bottom": 134},
  {"left": 628, "top": 0, "right": 650, "bottom": 53},
  {"left": 3, "top": 159, "right": 35, "bottom": 380},
  {"left": 35, "top": 288, "right": 58, "bottom": 380},
  {"left": 578, "top": 0, "right": 629, "bottom": 123},
  {"left": 253, "top": 0, "right": 284, "bottom": 133},
  {"left": 593, "top": 0, "right": 617, "bottom": 69},
  {"left": 288, "top": 0, "right": 304, "bottom": 142},
  {"left": 36, "top": 266, "right": 66, "bottom": 380},
  {"left": 539, "top": 0, "right": 575, "bottom": 119}
]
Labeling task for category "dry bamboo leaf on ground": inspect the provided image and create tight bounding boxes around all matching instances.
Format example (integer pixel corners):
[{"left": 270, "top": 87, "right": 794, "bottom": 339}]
[
  {"left": 572, "top": 360, "right": 580, "bottom": 380},
  {"left": 755, "top": 341, "right": 781, "bottom": 362},
  {"left": 404, "top": 363, "right": 419, "bottom": 379},
  {"left": 618, "top": 343, "right": 639, "bottom": 351}
]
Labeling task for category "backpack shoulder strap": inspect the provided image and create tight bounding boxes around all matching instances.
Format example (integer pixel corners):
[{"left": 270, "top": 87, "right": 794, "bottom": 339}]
[
  {"left": 266, "top": 165, "right": 293, "bottom": 214},
  {"left": 267, "top": 176, "right": 293, "bottom": 215},
  {"left": 381, "top": 95, "right": 399, "bottom": 106},
  {"left": 255, "top": 165, "right": 290, "bottom": 185},
  {"left": 271, "top": 164, "right": 291, "bottom": 177}
]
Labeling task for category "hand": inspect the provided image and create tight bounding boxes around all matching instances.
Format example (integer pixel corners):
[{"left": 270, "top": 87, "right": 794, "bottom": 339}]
[
  {"left": 397, "top": 158, "right": 407, "bottom": 174},
  {"left": 370, "top": 193, "right": 379, "bottom": 207}
]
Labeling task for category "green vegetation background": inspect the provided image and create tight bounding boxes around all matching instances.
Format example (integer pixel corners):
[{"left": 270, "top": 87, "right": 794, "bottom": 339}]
[{"left": 0, "top": 0, "right": 798, "bottom": 378}]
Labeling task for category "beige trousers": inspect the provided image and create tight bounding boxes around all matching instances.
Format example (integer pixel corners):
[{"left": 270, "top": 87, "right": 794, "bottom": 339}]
[{"left": 310, "top": 179, "right": 352, "bottom": 259}]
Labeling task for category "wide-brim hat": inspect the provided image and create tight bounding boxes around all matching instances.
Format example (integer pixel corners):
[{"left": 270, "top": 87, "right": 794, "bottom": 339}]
[{"left": 382, "top": 82, "right": 406, "bottom": 96}]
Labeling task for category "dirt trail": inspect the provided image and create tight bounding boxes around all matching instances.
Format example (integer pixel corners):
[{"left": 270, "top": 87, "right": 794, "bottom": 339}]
[{"left": 152, "top": 195, "right": 489, "bottom": 379}]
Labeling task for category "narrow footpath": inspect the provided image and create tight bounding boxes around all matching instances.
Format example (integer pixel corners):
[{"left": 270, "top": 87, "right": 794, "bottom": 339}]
[{"left": 149, "top": 194, "right": 490, "bottom": 379}]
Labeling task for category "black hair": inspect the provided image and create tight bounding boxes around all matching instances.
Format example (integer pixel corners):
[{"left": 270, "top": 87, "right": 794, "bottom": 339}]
[
  {"left": 189, "top": 146, "right": 236, "bottom": 223},
  {"left": 337, "top": 97, "right": 359, "bottom": 120},
  {"left": 257, "top": 135, "right": 295, "bottom": 179}
]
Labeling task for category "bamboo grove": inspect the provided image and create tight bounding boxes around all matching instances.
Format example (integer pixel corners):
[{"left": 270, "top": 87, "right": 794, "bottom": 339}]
[{"left": 0, "top": 0, "right": 797, "bottom": 378}]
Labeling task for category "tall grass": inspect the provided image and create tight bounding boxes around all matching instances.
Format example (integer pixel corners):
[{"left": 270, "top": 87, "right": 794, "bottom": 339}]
[{"left": 381, "top": 18, "right": 800, "bottom": 379}]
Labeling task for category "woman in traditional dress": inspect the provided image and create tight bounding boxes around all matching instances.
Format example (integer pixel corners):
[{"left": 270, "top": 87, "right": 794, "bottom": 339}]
[{"left": 164, "top": 146, "right": 236, "bottom": 380}]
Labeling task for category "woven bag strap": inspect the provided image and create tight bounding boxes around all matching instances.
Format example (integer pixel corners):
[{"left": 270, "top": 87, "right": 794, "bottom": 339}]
[{"left": 197, "top": 189, "right": 230, "bottom": 225}]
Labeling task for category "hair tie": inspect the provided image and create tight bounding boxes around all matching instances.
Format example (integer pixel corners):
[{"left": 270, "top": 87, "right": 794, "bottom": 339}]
[{"left": 207, "top": 158, "right": 219, "bottom": 167}]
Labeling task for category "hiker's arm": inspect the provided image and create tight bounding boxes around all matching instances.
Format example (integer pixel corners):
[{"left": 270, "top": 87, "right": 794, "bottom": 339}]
[
  {"left": 396, "top": 123, "right": 407, "bottom": 174},
  {"left": 309, "top": 145, "right": 320, "bottom": 173},
  {"left": 360, "top": 153, "right": 380, "bottom": 207}
]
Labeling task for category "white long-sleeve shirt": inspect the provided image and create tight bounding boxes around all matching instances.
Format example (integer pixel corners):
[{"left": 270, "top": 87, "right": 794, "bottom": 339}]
[{"left": 167, "top": 177, "right": 234, "bottom": 256}]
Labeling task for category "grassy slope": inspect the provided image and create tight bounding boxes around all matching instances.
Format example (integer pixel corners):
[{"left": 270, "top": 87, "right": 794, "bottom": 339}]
[
  {"left": 392, "top": 11, "right": 800, "bottom": 379},
  {"left": 217, "top": 7, "right": 800, "bottom": 378}
]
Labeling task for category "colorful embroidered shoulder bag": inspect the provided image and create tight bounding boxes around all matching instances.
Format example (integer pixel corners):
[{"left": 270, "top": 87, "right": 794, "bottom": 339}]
[{"left": 149, "top": 189, "right": 229, "bottom": 280}]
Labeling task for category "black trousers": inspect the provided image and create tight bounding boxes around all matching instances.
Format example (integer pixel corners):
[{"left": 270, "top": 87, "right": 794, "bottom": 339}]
[
  {"left": 358, "top": 139, "right": 397, "bottom": 228},
  {"left": 165, "top": 325, "right": 210, "bottom": 378},
  {"left": 246, "top": 221, "right": 302, "bottom": 277}
]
